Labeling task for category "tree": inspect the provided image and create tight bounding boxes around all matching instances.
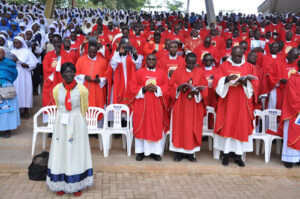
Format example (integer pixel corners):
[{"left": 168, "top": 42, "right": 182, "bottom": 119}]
[{"left": 166, "top": 0, "right": 184, "bottom": 12}]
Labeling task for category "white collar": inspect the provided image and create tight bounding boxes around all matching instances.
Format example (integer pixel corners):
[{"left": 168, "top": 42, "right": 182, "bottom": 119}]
[
  {"left": 147, "top": 67, "right": 156, "bottom": 71},
  {"left": 271, "top": 54, "right": 277, "bottom": 58},
  {"left": 88, "top": 55, "right": 97, "bottom": 60},
  {"left": 186, "top": 68, "right": 192, "bottom": 72},
  {"left": 227, "top": 56, "right": 245, "bottom": 67},
  {"left": 169, "top": 54, "right": 177, "bottom": 60},
  {"left": 286, "top": 40, "right": 291, "bottom": 43},
  {"left": 204, "top": 66, "right": 213, "bottom": 70}
]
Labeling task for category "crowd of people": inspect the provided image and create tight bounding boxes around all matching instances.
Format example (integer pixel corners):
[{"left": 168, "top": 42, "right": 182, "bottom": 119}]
[{"left": 0, "top": 0, "right": 300, "bottom": 196}]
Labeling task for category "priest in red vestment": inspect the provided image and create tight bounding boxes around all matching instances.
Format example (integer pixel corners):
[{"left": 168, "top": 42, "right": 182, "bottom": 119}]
[
  {"left": 169, "top": 53, "right": 208, "bottom": 162},
  {"left": 157, "top": 40, "right": 185, "bottom": 78},
  {"left": 266, "top": 47, "right": 299, "bottom": 111},
  {"left": 75, "top": 43, "right": 107, "bottom": 109},
  {"left": 220, "top": 39, "right": 233, "bottom": 64},
  {"left": 194, "top": 36, "right": 221, "bottom": 67},
  {"left": 143, "top": 32, "right": 165, "bottom": 58},
  {"left": 183, "top": 29, "right": 202, "bottom": 54},
  {"left": 42, "top": 34, "right": 77, "bottom": 109},
  {"left": 213, "top": 46, "right": 259, "bottom": 167},
  {"left": 280, "top": 64, "right": 300, "bottom": 168},
  {"left": 129, "top": 54, "right": 169, "bottom": 161},
  {"left": 282, "top": 31, "right": 298, "bottom": 55},
  {"left": 202, "top": 53, "right": 218, "bottom": 109},
  {"left": 107, "top": 36, "right": 143, "bottom": 106},
  {"left": 247, "top": 51, "right": 266, "bottom": 110}
]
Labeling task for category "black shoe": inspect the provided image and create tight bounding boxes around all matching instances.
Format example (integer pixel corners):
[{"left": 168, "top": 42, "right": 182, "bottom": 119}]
[
  {"left": 186, "top": 154, "right": 197, "bottom": 162},
  {"left": 3, "top": 131, "right": 11, "bottom": 138},
  {"left": 150, "top": 154, "right": 162, "bottom": 161},
  {"left": 136, "top": 153, "right": 144, "bottom": 161},
  {"left": 284, "top": 162, "right": 293, "bottom": 168},
  {"left": 234, "top": 157, "right": 245, "bottom": 167},
  {"left": 222, "top": 156, "right": 229, "bottom": 166},
  {"left": 173, "top": 152, "right": 183, "bottom": 162}
]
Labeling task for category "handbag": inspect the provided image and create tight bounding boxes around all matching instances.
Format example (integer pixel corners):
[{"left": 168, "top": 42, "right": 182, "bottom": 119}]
[
  {"left": 0, "top": 86, "right": 17, "bottom": 100},
  {"left": 28, "top": 151, "right": 49, "bottom": 181}
]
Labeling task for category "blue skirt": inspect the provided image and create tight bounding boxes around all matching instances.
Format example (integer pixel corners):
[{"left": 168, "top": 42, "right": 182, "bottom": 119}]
[{"left": 0, "top": 81, "right": 20, "bottom": 131}]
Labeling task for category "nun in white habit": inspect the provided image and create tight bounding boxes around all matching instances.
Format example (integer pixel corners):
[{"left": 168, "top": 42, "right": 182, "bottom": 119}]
[{"left": 11, "top": 36, "right": 38, "bottom": 117}]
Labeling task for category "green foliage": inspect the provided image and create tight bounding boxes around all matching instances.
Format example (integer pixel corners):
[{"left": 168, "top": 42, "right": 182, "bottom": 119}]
[{"left": 166, "top": 0, "right": 184, "bottom": 12}]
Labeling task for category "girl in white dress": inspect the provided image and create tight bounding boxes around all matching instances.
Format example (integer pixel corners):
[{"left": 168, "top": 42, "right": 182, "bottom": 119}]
[{"left": 46, "top": 62, "right": 93, "bottom": 197}]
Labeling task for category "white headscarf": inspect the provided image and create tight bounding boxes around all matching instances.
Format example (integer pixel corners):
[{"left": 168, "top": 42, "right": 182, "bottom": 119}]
[{"left": 11, "top": 36, "right": 38, "bottom": 70}]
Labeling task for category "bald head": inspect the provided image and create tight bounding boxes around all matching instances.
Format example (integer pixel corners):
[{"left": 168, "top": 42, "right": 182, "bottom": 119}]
[{"left": 231, "top": 46, "right": 243, "bottom": 64}]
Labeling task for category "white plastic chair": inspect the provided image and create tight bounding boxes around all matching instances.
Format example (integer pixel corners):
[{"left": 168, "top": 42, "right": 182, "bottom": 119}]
[
  {"left": 104, "top": 104, "right": 132, "bottom": 157},
  {"left": 202, "top": 106, "right": 216, "bottom": 151},
  {"left": 32, "top": 106, "right": 57, "bottom": 156},
  {"left": 252, "top": 109, "right": 272, "bottom": 163},
  {"left": 263, "top": 109, "right": 283, "bottom": 158},
  {"left": 86, "top": 107, "right": 106, "bottom": 156}
]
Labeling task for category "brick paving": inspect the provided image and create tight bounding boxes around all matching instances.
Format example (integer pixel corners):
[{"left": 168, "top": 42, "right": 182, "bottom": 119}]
[{"left": 0, "top": 171, "right": 299, "bottom": 199}]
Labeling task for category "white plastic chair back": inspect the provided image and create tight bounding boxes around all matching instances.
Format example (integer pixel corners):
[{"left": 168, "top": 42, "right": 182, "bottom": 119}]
[
  {"left": 203, "top": 106, "right": 216, "bottom": 131},
  {"left": 34, "top": 106, "right": 57, "bottom": 130},
  {"left": 253, "top": 109, "right": 264, "bottom": 134},
  {"left": 263, "top": 109, "right": 281, "bottom": 133},
  {"left": 86, "top": 107, "right": 105, "bottom": 131},
  {"left": 106, "top": 104, "right": 130, "bottom": 129}
]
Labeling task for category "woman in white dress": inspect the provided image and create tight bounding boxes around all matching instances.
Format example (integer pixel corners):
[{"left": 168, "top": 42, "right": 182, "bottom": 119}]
[
  {"left": 11, "top": 36, "right": 37, "bottom": 118},
  {"left": 46, "top": 62, "right": 93, "bottom": 197}
]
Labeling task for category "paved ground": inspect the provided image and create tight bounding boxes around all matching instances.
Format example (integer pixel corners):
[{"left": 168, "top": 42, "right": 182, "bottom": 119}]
[
  {"left": 0, "top": 171, "right": 300, "bottom": 199},
  {"left": 1, "top": 95, "right": 300, "bottom": 199}
]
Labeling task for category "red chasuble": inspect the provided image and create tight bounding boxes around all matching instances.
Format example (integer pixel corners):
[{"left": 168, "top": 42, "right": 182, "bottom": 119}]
[
  {"left": 143, "top": 40, "right": 165, "bottom": 58},
  {"left": 170, "top": 66, "right": 208, "bottom": 150},
  {"left": 281, "top": 73, "right": 300, "bottom": 150},
  {"left": 157, "top": 55, "right": 185, "bottom": 75},
  {"left": 75, "top": 55, "right": 108, "bottom": 108},
  {"left": 213, "top": 61, "right": 259, "bottom": 142},
  {"left": 42, "top": 50, "right": 77, "bottom": 107},
  {"left": 184, "top": 37, "right": 202, "bottom": 53},
  {"left": 129, "top": 67, "right": 169, "bottom": 141},
  {"left": 107, "top": 55, "right": 137, "bottom": 105}
]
